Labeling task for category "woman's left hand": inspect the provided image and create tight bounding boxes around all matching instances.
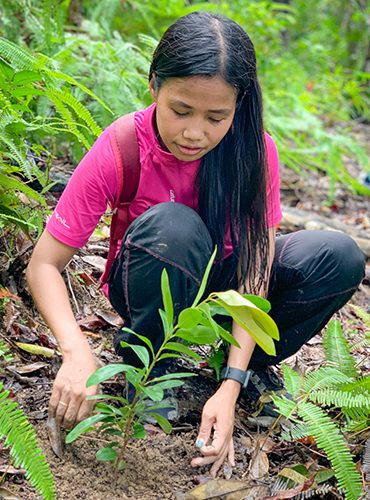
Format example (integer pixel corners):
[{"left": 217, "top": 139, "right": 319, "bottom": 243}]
[{"left": 190, "top": 386, "right": 237, "bottom": 477}]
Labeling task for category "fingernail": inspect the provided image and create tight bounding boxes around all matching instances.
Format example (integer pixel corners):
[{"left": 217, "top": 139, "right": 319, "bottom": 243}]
[{"left": 195, "top": 438, "right": 204, "bottom": 448}]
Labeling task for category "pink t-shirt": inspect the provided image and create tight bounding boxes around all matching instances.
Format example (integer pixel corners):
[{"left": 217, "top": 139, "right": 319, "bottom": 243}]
[{"left": 47, "top": 103, "right": 282, "bottom": 271}]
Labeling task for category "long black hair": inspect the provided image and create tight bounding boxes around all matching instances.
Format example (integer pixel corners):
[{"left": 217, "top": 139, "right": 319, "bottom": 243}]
[{"left": 149, "top": 11, "right": 269, "bottom": 292}]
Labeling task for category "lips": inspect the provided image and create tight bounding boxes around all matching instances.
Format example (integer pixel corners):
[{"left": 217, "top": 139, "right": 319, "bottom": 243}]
[{"left": 177, "top": 144, "right": 205, "bottom": 156}]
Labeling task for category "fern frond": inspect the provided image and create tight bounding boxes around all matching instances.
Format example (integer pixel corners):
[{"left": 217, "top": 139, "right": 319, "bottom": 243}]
[
  {"left": 271, "top": 394, "right": 298, "bottom": 418},
  {"left": 309, "top": 388, "right": 370, "bottom": 410},
  {"left": 322, "top": 320, "right": 358, "bottom": 378},
  {"left": 0, "top": 171, "right": 46, "bottom": 205},
  {"left": 0, "top": 38, "right": 37, "bottom": 71},
  {"left": 302, "top": 366, "right": 352, "bottom": 394},
  {"left": 281, "top": 363, "right": 302, "bottom": 398},
  {"left": 298, "top": 401, "right": 363, "bottom": 500},
  {"left": 340, "top": 376, "right": 370, "bottom": 394},
  {"left": 50, "top": 88, "right": 102, "bottom": 135},
  {"left": 0, "top": 131, "right": 34, "bottom": 179},
  {"left": 46, "top": 69, "right": 112, "bottom": 112},
  {"left": 349, "top": 304, "right": 370, "bottom": 329},
  {"left": 45, "top": 89, "right": 91, "bottom": 148},
  {"left": 342, "top": 406, "right": 370, "bottom": 422},
  {"left": 0, "top": 385, "right": 55, "bottom": 499},
  {"left": 280, "top": 422, "right": 310, "bottom": 442}
]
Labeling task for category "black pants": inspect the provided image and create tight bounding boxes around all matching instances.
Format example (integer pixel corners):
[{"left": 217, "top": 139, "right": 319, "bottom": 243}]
[{"left": 108, "top": 203, "right": 365, "bottom": 370}]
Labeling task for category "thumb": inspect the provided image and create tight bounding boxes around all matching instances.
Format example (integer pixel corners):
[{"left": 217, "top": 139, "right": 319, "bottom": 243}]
[{"left": 195, "top": 413, "right": 215, "bottom": 449}]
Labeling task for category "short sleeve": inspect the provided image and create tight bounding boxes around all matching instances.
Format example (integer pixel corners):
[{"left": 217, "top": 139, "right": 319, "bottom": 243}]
[
  {"left": 46, "top": 127, "right": 118, "bottom": 248},
  {"left": 264, "top": 132, "right": 282, "bottom": 228}
]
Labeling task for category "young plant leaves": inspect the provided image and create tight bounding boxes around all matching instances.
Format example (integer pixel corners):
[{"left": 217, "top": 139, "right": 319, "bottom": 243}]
[
  {"left": 164, "top": 342, "right": 202, "bottom": 361},
  {"left": 96, "top": 446, "right": 118, "bottom": 461},
  {"left": 161, "top": 268, "right": 174, "bottom": 329},
  {"left": 86, "top": 364, "right": 136, "bottom": 386},
  {"left": 120, "top": 341, "right": 150, "bottom": 369},
  {"left": 146, "top": 413, "right": 172, "bottom": 434},
  {"left": 176, "top": 326, "right": 217, "bottom": 345},
  {"left": 66, "top": 413, "right": 107, "bottom": 443},
  {"left": 191, "top": 247, "right": 217, "bottom": 308},
  {"left": 121, "top": 327, "right": 155, "bottom": 357}
]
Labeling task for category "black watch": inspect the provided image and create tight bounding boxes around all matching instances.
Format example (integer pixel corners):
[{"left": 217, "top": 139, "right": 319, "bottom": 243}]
[{"left": 220, "top": 366, "right": 251, "bottom": 389}]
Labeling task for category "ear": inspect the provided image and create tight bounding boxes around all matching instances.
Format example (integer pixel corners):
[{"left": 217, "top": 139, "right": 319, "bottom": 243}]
[{"left": 148, "top": 76, "right": 158, "bottom": 101}]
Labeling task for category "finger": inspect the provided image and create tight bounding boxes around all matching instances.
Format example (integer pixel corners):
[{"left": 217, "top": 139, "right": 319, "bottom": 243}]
[
  {"left": 48, "top": 387, "right": 62, "bottom": 418},
  {"left": 76, "top": 397, "right": 95, "bottom": 423},
  {"left": 191, "top": 455, "right": 220, "bottom": 468},
  {"left": 62, "top": 399, "right": 81, "bottom": 429},
  {"left": 195, "top": 413, "right": 215, "bottom": 451},
  {"left": 55, "top": 400, "right": 68, "bottom": 425},
  {"left": 210, "top": 450, "right": 228, "bottom": 478},
  {"left": 228, "top": 439, "right": 235, "bottom": 467},
  {"left": 199, "top": 427, "right": 228, "bottom": 457}
]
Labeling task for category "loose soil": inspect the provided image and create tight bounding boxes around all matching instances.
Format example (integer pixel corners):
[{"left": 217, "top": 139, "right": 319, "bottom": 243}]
[{"left": 0, "top": 141, "right": 369, "bottom": 499}]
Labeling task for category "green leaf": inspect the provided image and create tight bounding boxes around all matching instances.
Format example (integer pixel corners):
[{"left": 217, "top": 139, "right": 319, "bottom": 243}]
[
  {"left": 208, "top": 303, "right": 231, "bottom": 317},
  {"left": 146, "top": 412, "right": 172, "bottom": 433},
  {"left": 212, "top": 299, "right": 276, "bottom": 355},
  {"left": 96, "top": 446, "right": 118, "bottom": 461},
  {"left": 142, "top": 386, "right": 164, "bottom": 401},
  {"left": 207, "top": 347, "right": 225, "bottom": 380},
  {"left": 146, "top": 380, "right": 184, "bottom": 392},
  {"left": 86, "top": 364, "right": 135, "bottom": 386},
  {"left": 217, "top": 325, "right": 240, "bottom": 348},
  {"left": 161, "top": 268, "right": 174, "bottom": 328},
  {"left": 121, "top": 327, "right": 155, "bottom": 357},
  {"left": 65, "top": 413, "right": 107, "bottom": 443},
  {"left": 176, "top": 325, "right": 217, "bottom": 344},
  {"left": 133, "top": 423, "right": 146, "bottom": 439},
  {"left": 158, "top": 308, "right": 169, "bottom": 335},
  {"left": 242, "top": 294, "right": 271, "bottom": 313},
  {"left": 164, "top": 342, "right": 202, "bottom": 361},
  {"left": 177, "top": 308, "right": 204, "bottom": 329},
  {"left": 13, "top": 70, "right": 42, "bottom": 85},
  {"left": 191, "top": 247, "right": 217, "bottom": 307},
  {"left": 148, "top": 372, "right": 195, "bottom": 382},
  {"left": 119, "top": 342, "right": 150, "bottom": 368}
]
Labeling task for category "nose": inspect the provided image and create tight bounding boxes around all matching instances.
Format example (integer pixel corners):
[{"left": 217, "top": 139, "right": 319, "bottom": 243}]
[{"left": 182, "top": 121, "right": 205, "bottom": 143}]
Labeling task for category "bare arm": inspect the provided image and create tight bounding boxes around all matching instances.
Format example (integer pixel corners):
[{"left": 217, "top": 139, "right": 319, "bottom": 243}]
[
  {"left": 27, "top": 230, "right": 99, "bottom": 428},
  {"left": 192, "top": 227, "right": 276, "bottom": 474}
]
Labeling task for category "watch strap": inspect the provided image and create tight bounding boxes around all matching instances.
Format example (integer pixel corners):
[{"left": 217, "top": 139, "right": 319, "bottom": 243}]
[{"left": 220, "top": 366, "right": 251, "bottom": 389}]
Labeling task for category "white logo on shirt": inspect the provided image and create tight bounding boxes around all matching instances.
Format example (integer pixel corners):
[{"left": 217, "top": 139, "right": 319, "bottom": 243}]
[
  {"left": 169, "top": 189, "right": 175, "bottom": 202},
  {"left": 55, "top": 210, "right": 71, "bottom": 229}
]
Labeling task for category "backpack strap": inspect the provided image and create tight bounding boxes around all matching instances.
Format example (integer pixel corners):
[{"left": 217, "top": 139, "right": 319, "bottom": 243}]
[{"left": 100, "top": 112, "right": 140, "bottom": 286}]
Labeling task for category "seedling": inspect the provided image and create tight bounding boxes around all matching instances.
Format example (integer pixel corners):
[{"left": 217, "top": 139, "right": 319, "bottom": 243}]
[{"left": 66, "top": 249, "right": 279, "bottom": 470}]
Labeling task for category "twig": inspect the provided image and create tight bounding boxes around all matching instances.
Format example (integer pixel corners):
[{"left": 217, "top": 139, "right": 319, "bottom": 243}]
[{"left": 65, "top": 268, "right": 80, "bottom": 315}]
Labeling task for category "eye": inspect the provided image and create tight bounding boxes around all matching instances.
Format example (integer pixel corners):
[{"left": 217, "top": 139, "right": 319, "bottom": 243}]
[
  {"left": 173, "top": 110, "right": 188, "bottom": 117},
  {"left": 209, "top": 117, "right": 224, "bottom": 124}
]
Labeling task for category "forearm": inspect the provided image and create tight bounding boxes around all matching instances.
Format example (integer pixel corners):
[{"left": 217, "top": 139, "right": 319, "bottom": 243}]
[{"left": 26, "top": 262, "right": 90, "bottom": 357}]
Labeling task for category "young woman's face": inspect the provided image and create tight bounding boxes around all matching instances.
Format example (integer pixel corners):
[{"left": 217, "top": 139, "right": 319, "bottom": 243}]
[{"left": 149, "top": 75, "right": 237, "bottom": 161}]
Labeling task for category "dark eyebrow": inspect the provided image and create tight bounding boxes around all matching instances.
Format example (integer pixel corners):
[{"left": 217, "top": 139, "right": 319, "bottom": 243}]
[{"left": 171, "top": 99, "right": 232, "bottom": 115}]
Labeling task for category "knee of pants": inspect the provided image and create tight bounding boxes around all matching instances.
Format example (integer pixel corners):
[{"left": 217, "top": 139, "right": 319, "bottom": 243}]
[
  {"left": 125, "top": 202, "right": 213, "bottom": 259},
  {"left": 277, "top": 230, "right": 365, "bottom": 290}
]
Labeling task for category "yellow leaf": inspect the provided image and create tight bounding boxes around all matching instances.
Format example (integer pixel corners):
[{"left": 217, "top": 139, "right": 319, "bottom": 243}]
[{"left": 15, "top": 343, "right": 55, "bottom": 358}]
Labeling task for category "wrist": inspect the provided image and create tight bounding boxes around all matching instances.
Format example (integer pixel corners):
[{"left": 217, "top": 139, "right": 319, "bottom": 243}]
[
  {"left": 58, "top": 327, "right": 91, "bottom": 359},
  {"left": 218, "top": 379, "right": 241, "bottom": 402}
]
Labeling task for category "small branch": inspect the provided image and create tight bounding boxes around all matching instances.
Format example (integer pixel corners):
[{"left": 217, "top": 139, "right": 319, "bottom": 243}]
[{"left": 65, "top": 268, "right": 80, "bottom": 315}]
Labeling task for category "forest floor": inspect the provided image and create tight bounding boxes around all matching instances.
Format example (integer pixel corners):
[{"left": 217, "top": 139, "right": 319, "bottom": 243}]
[{"left": 0, "top": 128, "right": 369, "bottom": 499}]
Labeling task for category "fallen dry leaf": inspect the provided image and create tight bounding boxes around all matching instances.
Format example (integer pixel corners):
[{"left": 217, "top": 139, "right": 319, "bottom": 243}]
[
  {"left": 80, "top": 255, "right": 107, "bottom": 272},
  {"left": 77, "top": 314, "right": 105, "bottom": 331},
  {"left": 0, "top": 486, "right": 19, "bottom": 499},
  {"left": 96, "top": 309, "right": 124, "bottom": 327},
  {"left": 0, "top": 288, "right": 19, "bottom": 301},
  {"left": 15, "top": 342, "right": 55, "bottom": 358},
  {"left": 248, "top": 447, "right": 269, "bottom": 480},
  {"left": 183, "top": 479, "right": 269, "bottom": 500},
  {"left": 46, "top": 417, "right": 64, "bottom": 458},
  {"left": 12, "top": 362, "right": 47, "bottom": 374}
]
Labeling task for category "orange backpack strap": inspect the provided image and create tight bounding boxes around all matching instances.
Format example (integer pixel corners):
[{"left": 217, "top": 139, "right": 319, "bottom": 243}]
[{"left": 100, "top": 112, "right": 140, "bottom": 286}]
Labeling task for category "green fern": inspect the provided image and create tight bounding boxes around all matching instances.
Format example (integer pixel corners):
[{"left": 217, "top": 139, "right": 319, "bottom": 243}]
[
  {"left": 298, "top": 402, "right": 363, "bottom": 500},
  {"left": 309, "top": 388, "right": 370, "bottom": 410},
  {"left": 0, "top": 384, "right": 55, "bottom": 499},
  {"left": 322, "top": 320, "right": 358, "bottom": 377},
  {"left": 301, "top": 366, "right": 352, "bottom": 393}
]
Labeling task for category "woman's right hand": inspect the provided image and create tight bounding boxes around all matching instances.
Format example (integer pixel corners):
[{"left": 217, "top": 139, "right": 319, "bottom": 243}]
[{"left": 48, "top": 345, "right": 99, "bottom": 429}]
